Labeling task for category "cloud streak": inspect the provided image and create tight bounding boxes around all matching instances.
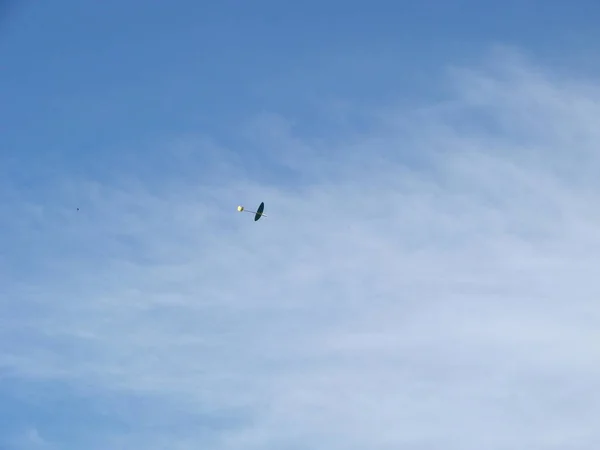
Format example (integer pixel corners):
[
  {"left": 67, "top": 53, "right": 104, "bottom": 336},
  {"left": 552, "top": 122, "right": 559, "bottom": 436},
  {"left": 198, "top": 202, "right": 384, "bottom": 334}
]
[{"left": 2, "top": 47, "right": 600, "bottom": 449}]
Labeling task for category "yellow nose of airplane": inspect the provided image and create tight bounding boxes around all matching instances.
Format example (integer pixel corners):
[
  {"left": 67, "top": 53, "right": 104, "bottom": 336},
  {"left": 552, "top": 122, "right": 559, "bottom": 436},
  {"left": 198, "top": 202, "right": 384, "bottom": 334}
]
[{"left": 237, "top": 205, "right": 244, "bottom": 212}]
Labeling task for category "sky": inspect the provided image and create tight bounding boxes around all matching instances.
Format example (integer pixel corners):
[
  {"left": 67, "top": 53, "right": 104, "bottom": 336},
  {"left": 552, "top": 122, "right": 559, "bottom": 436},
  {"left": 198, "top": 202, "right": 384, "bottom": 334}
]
[{"left": 2, "top": 1, "right": 600, "bottom": 449}]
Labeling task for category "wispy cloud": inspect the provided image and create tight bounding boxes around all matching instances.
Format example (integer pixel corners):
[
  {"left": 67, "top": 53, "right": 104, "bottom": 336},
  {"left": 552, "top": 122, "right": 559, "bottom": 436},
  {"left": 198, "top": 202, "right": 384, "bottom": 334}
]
[{"left": 2, "top": 47, "right": 600, "bottom": 449}]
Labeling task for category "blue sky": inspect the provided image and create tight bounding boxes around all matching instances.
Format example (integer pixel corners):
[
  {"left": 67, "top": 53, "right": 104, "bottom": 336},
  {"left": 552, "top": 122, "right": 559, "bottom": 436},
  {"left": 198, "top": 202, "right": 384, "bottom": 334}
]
[{"left": 2, "top": 1, "right": 600, "bottom": 449}]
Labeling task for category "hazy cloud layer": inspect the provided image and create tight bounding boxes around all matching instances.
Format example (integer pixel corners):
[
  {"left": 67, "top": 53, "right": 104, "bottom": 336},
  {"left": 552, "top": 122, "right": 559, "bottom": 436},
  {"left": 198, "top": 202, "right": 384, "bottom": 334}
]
[{"left": 2, "top": 48, "right": 600, "bottom": 449}]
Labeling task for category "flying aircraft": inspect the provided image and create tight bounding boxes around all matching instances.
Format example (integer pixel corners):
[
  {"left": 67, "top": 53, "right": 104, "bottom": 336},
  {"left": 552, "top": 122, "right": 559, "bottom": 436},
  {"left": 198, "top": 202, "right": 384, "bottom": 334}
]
[{"left": 237, "top": 202, "right": 266, "bottom": 221}]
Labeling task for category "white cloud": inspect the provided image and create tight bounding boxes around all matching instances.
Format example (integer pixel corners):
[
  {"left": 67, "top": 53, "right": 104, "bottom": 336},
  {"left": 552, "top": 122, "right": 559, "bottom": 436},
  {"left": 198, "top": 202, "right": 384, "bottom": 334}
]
[
  {"left": 2, "top": 47, "right": 600, "bottom": 449},
  {"left": 5, "top": 427, "right": 52, "bottom": 450}
]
